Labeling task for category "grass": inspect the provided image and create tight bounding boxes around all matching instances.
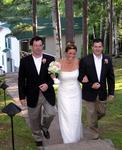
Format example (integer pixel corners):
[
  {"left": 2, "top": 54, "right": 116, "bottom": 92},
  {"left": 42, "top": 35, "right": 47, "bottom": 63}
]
[
  {"left": 0, "top": 56, "right": 122, "bottom": 150},
  {"left": 0, "top": 98, "right": 36, "bottom": 149},
  {"left": 0, "top": 114, "right": 36, "bottom": 150},
  {"left": 99, "top": 57, "right": 122, "bottom": 150},
  {"left": 0, "top": 81, "right": 36, "bottom": 149},
  {"left": 100, "top": 90, "right": 122, "bottom": 149}
]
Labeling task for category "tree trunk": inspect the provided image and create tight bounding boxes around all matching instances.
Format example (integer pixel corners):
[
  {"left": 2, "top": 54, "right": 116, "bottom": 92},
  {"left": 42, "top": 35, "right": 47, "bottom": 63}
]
[
  {"left": 103, "top": 17, "right": 109, "bottom": 52},
  {"left": 92, "top": 25, "right": 96, "bottom": 39},
  {"left": 113, "top": 6, "right": 119, "bottom": 57},
  {"left": 108, "top": 0, "right": 113, "bottom": 56},
  {"left": 32, "top": 0, "right": 37, "bottom": 37},
  {"left": 82, "top": 0, "right": 88, "bottom": 56},
  {"left": 65, "top": 0, "right": 74, "bottom": 43},
  {"left": 100, "top": 16, "right": 103, "bottom": 39},
  {"left": 56, "top": 1, "right": 62, "bottom": 58},
  {"left": 51, "top": 0, "right": 62, "bottom": 59}
]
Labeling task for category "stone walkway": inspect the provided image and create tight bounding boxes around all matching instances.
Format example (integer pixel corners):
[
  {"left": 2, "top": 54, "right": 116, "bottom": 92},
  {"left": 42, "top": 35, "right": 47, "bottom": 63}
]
[{"left": 5, "top": 72, "right": 116, "bottom": 150}]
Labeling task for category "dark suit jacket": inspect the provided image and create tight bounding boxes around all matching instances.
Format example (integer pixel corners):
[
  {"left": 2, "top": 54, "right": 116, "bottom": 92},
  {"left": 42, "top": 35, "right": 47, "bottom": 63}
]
[
  {"left": 18, "top": 53, "right": 56, "bottom": 107},
  {"left": 78, "top": 54, "right": 115, "bottom": 101}
]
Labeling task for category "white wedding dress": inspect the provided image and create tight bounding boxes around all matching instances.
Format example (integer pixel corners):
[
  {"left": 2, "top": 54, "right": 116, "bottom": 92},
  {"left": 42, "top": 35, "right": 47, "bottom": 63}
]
[{"left": 57, "top": 69, "right": 83, "bottom": 143}]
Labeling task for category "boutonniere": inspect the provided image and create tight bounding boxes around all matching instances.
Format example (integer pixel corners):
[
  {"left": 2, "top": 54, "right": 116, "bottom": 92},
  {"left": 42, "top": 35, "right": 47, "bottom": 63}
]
[
  {"left": 42, "top": 58, "right": 47, "bottom": 64},
  {"left": 104, "top": 59, "right": 108, "bottom": 64}
]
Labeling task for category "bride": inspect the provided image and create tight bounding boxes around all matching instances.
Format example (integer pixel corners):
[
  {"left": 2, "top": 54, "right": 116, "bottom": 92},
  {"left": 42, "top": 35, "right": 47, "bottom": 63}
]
[{"left": 57, "top": 42, "right": 83, "bottom": 143}]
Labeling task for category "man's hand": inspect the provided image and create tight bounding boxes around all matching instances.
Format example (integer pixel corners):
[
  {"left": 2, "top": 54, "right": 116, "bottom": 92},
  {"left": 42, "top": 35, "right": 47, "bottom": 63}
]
[
  {"left": 39, "top": 83, "right": 48, "bottom": 92},
  {"left": 20, "top": 99, "right": 27, "bottom": 106},
  {"left": 92, "top": 82, "right": 101, "bottom": 89},
  {"left": 107, "top": 95, "right": 115, "bottom": 103}
]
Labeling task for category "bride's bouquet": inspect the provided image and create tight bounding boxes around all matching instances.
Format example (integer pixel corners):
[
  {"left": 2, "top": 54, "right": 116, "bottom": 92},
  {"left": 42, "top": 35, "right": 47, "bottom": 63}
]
[{"left": 48, "top": 61, "right": 61, "bottom": 84}]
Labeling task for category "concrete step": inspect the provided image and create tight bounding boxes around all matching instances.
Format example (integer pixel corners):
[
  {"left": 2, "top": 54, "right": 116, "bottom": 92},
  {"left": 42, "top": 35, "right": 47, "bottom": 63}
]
[{"left": 44, "top": 139, "right": 115, "bottom": 150}]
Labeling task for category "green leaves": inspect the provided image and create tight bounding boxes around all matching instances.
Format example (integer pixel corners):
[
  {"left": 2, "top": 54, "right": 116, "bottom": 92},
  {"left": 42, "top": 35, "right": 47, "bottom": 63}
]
[{"left": 3, "top": 0, "right": 14, "bottom": 5}]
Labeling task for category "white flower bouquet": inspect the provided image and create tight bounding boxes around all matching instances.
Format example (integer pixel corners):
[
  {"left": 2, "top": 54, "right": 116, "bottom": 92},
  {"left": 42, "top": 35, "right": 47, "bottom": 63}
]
[
  {"left": 48, "top": 61, "right": 61, "bottom": 76},
  {"left": 48, "top": 61, "right": 61, "bottom": 84}
]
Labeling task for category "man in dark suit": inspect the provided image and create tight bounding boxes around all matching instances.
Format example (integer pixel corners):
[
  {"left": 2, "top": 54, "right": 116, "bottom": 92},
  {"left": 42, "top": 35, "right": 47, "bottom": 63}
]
[
  {"left": 18, "top": 36, "right": 56, "bottom": 148},
  {"left": 78, "top": 38, "right": 115, "bottom": 139}
]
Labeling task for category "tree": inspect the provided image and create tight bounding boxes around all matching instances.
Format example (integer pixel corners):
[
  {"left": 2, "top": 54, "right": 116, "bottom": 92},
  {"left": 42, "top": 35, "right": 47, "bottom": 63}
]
[
  {"left": 65, "top": 0, "right": 74, "bottom": 43},
  {"left": 82, "top": 0, "right": 88, "bottom": 56},
  {"left": 108, "top": 0, "right": 113, "bottom": 55},
  {"left": 1, "top": 0, "right": 122, "bottom": 55},
  {"left": 51, "top": 0, "right": 62, "bottom": 59},
  {"left": 32, "top": 0, "right": 37, "bottom": 36}
]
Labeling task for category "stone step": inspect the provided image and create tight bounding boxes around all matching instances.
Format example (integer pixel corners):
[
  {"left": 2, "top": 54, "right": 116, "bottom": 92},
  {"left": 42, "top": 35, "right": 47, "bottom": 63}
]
[{"left": 44, "top": 139, "right": 115, "bottom": 150}]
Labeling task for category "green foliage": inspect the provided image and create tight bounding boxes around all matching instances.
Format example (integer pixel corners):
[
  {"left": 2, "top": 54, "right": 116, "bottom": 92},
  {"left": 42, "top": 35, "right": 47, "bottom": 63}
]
[
  {"left": 73, "top": 0, "right": 82, "bottom": 16},
  {"left": 0, "top": 0, "right": 122, "bottom": 45},
  {"left": 3, "top": 0, "right": 14, "bottom": 4}
]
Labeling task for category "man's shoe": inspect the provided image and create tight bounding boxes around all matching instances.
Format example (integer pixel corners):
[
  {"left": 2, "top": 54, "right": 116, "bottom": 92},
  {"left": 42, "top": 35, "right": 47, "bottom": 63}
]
[
  {"left": 35, "top": 141, "right": 43, "bottom": 147},
  {"left": 41, "top": 127, "right": 50, "bottom": 139}
]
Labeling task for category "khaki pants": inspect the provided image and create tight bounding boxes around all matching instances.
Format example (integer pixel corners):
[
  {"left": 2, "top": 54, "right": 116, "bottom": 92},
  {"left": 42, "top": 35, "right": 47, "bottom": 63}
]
[
  {"left": 28, "top": 92, "right": 56, "bottom": 142},
  {"left": 85, "top": 97, "right": 106, "bottom": 129}
]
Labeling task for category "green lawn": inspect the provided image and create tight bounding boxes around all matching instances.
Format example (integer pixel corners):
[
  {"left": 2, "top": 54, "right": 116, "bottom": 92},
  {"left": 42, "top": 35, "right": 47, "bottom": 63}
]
[
  {"left": 99, "top": 57, "right": 122, "bottom": 150},
  {"left": 0, "top": 56, "right": 122, "bottom": 150},
  {"left": 0, "top": 100, "right": 36, "bottom": 149},
  {"left": 0, "top": 82, "right": 36, "bottom": 149}
]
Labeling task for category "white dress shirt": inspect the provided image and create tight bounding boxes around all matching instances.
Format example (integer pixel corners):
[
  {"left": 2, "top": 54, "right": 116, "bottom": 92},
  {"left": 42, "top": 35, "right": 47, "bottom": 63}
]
[
  {"left": 93, "top": 53, "right": 102, "bottom": 82},
  {"left": 33, "top": 55, "right": 42, "bottom": 74}
]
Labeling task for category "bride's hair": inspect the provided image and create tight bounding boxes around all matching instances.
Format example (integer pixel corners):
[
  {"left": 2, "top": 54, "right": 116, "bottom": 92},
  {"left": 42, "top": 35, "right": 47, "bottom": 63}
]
[{"left": 65, "top": 41, "right": 77, "bottom": 52}]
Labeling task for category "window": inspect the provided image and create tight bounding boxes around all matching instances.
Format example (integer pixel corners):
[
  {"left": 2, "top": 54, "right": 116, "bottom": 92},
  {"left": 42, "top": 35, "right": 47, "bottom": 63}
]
[
  {"left": 2, "top": 55, "right": 4, "bottom": 65},
  {"left": 5, "top": 37, "right": 11, "bottom": 49},
  {"left": 20, "top": 40, "right": 29, "bottom": 52}
]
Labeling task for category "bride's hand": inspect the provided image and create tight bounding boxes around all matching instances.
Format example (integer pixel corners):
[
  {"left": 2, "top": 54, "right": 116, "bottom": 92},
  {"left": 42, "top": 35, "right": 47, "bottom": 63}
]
[{"left": 82, "top": 75, "right": 89, "bottom": 83}]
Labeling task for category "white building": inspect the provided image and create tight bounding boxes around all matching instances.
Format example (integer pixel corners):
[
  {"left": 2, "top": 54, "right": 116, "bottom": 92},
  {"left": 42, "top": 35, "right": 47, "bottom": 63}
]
[{"left": 0, "top": 26, "right": 20, "bottom": 74}]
